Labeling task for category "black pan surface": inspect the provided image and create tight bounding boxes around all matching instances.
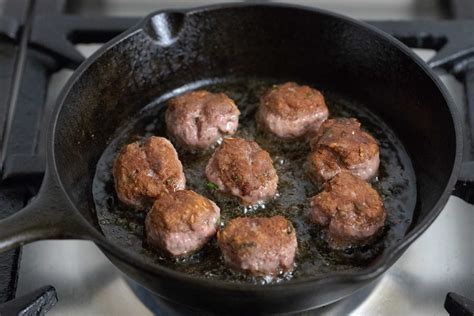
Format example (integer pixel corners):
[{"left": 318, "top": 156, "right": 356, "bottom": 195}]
[{"left": 93, "top": 77, "right": 416, "bottom": 284}]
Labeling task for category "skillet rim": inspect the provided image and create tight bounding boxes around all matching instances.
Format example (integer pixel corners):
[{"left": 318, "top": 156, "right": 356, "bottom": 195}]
[{"left": 50, "top": 2, "right": 463, "bottom": 292}]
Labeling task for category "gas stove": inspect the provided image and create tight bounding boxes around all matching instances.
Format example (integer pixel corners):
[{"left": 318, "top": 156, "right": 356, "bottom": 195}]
[{"left": 0, "top": 0, "right": 473, "bottom": 315}]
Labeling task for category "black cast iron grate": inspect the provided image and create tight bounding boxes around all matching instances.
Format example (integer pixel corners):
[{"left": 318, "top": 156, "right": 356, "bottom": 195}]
[{"left": 0, "top": 0, "right": 473, "bottom": 314}]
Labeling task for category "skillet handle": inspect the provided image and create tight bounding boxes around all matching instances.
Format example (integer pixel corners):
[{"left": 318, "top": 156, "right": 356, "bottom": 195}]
[{"left": 0, "top": 171, "right": 96, "bottom": 253}]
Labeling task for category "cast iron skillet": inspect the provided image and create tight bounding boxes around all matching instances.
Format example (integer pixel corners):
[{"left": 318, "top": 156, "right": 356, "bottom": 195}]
[{"left": 0, "top": 3, "right": 464, "bottom": 314}]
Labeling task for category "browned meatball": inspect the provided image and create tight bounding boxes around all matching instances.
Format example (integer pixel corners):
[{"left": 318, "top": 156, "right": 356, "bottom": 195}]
[
  {"left": 205, "top": 137, "right": 278, "bottom": 205},
  {"left": 307, "top": 118, "right": 379, "bottom": 182},
  {"left": 166, "top": 90, "right": 240, "bottom": 151},
  {"left": 113, "top": 136, "right": 186, "bottom": 210},
  {"left": 145, "top": 190, "right": 220, "bottom": 257},
  {"left": 310, "top": 171, "right": 386, "bottom": 249},
  {"left": 257, "top": 82, "right": 329, "bottom": 139},
  {"left": 217, "top": 216, "right": 297, "bottom": 277}
]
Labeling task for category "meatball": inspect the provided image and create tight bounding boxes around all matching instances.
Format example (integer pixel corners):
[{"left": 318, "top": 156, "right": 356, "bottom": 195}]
[
  {"left": 310, "top": 171, "right": 386, "bottom": 249},
  {"left": 205, "top": 137, "right": 278, "bottom": 205},
  {"left": 257, "top": 82, "right": 329, "bottom": 139},
  {"left": 165, "top": 90, "right": 240, "bottom": 150},
  {"left": 217, "top": 216, "right": 297, "bottom": 277},
  {"left": 307, "top": 118, "right": 379, "bottom": 182},
  {"left": 113, "top": 136, "right": 186, "bottom": 210},
  {"left": 145, "top": 190, "right": 220, "bottom": 257}
]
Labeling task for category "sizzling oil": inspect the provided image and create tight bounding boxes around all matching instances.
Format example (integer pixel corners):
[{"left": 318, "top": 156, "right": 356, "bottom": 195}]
[{"left": 92, "top": 78, "right": 416, "bottom": 284}]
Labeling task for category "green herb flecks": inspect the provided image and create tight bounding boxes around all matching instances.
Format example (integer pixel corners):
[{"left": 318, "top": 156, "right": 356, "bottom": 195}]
[
  {"left": 165, "top": 177, "right": 174, "bottom": 186},
  {"left": 207, "top": 182, "right": 219, "bottom": 190}
]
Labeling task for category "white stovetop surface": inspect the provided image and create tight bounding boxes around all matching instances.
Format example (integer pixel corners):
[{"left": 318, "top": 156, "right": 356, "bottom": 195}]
[{"left": 14, "top": 1, "right": 474, "bottom": 315}]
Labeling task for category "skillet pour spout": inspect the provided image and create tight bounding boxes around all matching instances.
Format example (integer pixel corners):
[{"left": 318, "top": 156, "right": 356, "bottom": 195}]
[{"left": 0, "top": 3, "right": 463, "bottom": 313}]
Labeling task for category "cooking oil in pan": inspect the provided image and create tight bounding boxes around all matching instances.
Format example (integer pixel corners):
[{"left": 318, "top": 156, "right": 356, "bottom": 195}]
[{"left": 93, "top": 78, "right": 416, "bottom": 284}]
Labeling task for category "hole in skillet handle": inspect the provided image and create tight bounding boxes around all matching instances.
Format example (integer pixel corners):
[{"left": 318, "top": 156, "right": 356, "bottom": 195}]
[{"left": 143, "top": 12, "right": 186, "bottom": 46}]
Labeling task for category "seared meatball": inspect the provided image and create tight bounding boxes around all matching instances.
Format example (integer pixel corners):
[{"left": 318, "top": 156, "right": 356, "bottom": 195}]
[
  {"left": 113, "top": 136, "right": 186, "bottom": 210},
  {"left": 205, "top": 137, "right": 278, "bottom": 205},
  {"left": 166, "top": 90, "right": 240, "bottom": 150},
  {"left": 310, "top": 171, "right": 386, "bottom": 249},
  {"left": 217, "top": 216, "right": 297, "bottom": 276},
  {"left": 307, "top": 118, "right": 379, "bottom": 182},
  {"left": 257, "top": 82, "right": 329, "bottom": 139},
  {"left": 145, "top": 190, "right": 220, "bottom": 257}
]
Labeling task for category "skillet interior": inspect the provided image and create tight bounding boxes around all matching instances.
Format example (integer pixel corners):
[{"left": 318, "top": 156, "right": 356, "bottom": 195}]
[
  {"left": 92, "top": 77, "right": 416, "bottom": 283},
  {"left": 52, "top": 4, "right": 457, "bottom": 288}
]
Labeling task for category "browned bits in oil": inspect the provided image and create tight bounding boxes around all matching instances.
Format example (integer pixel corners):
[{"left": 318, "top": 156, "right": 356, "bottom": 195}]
[{"left": 93, "top": 79, "right": 416, "bottom": 284}]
